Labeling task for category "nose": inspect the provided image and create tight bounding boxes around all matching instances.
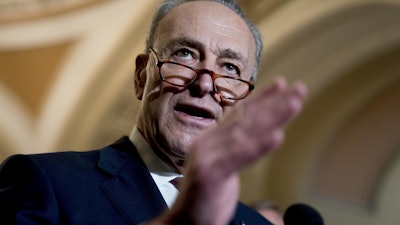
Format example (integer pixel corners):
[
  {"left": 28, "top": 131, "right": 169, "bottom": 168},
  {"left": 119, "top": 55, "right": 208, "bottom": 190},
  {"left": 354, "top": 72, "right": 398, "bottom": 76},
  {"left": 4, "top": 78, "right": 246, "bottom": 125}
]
[{"left": 190, "top": 69, "right": 214, "bottom": 97}]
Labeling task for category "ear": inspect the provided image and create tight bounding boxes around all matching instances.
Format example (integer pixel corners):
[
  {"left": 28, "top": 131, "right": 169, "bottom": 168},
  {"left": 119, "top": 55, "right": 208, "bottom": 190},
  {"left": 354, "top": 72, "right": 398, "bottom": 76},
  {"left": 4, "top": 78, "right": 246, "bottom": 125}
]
[{"left": 134, "top": 54, "right": 149, "bottom": 100}]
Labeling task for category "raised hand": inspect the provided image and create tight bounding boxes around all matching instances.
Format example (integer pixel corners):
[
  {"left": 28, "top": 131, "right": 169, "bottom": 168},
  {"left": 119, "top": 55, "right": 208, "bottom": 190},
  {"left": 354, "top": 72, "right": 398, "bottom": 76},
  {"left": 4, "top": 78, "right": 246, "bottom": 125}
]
[{"left": 149, "top": 77, "right": 307, "bottom": 225}]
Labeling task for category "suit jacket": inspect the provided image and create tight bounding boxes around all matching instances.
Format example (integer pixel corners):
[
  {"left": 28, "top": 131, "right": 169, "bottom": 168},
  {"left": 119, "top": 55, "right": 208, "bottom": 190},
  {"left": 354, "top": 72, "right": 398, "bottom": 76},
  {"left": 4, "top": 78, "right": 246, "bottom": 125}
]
[{"left": 0, "top": 136, "right": 271, "bottom": 225}]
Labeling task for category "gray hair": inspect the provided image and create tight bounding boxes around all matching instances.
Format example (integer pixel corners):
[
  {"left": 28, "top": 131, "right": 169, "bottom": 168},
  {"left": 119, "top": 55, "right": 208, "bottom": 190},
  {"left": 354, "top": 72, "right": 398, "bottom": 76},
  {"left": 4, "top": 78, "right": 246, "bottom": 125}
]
[{"left": 145, "top": 0, "right": 263, "bottom": 82}]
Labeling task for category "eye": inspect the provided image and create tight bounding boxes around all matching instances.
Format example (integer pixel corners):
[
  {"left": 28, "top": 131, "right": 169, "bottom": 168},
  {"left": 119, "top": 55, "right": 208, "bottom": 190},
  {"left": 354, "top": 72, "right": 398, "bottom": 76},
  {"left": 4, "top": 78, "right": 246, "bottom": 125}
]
[
  {"left": 223, "top": 63, "right": 240, "bottom": 76},
  {"left": 174, "top": 48, "right": 194, "bottom": 59}
]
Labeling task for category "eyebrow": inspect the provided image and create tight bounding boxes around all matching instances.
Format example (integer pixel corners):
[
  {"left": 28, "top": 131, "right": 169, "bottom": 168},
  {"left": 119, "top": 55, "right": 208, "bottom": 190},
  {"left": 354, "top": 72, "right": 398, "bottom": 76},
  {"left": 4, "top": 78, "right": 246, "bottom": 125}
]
[
  {"left": 163, "top": 37, "right": 204, "bottom": 54},
  {"left": 218, "top": 48, "right": 244, "bottom": 62},
  {"left": 161, "top": 37, "right": 246, "bottom": 70},
  {"left": 163, "top": 37, "right": 244, "bottom": 59}
]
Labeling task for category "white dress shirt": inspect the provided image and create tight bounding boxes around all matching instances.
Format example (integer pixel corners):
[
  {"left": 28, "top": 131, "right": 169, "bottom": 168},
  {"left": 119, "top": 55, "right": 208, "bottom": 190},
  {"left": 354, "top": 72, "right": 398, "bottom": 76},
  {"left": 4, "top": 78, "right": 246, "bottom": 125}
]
[{"left": 129, "top": 127, "right": 181, "bottom": 208}]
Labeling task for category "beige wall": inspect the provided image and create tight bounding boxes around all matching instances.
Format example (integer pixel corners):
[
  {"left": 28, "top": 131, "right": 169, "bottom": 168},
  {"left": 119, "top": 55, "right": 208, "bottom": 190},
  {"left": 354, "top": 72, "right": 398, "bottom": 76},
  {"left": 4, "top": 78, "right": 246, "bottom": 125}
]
[{"left": 1, "top": 0, "right": 400, "bottom": 224}]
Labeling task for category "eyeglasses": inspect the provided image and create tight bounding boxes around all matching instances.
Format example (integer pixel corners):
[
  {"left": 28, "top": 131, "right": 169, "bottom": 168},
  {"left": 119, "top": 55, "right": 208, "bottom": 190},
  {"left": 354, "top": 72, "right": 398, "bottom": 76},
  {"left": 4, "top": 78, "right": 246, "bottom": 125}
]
[{"left": 149, "top": 47, "right": 254, "bottom": 100}]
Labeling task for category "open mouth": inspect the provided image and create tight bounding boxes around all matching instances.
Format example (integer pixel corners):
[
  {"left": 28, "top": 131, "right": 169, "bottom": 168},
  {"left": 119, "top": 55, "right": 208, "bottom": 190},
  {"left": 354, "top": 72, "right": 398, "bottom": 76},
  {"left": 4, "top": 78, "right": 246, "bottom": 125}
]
[{"left": 175, "top": 104, "right": 215, "bottom": 120}]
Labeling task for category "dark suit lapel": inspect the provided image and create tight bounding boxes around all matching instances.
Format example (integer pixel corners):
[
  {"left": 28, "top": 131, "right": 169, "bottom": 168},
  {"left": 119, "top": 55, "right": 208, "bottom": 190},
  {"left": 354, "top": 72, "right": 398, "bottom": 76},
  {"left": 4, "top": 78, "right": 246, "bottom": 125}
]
[
  {"left": 97, "top": 137, "right": 167, "bottom": 225},
  {"left": 95, "top": 137, "right": 271, "bottom": 225}
]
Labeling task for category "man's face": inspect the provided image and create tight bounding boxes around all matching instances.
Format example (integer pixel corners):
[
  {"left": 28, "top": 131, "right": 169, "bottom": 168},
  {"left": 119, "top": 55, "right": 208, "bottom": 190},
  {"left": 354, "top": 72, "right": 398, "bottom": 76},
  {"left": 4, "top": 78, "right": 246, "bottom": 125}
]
[{"left": 135, "top": 1, "right": 256, "bottom": 170}]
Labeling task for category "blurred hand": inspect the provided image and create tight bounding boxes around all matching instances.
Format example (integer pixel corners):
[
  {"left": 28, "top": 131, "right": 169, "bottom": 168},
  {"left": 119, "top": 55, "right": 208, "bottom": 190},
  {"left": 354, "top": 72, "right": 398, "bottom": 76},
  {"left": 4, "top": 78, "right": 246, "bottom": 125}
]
[{"left": 149, "top": 77, "right": 307, "bottom": 225}]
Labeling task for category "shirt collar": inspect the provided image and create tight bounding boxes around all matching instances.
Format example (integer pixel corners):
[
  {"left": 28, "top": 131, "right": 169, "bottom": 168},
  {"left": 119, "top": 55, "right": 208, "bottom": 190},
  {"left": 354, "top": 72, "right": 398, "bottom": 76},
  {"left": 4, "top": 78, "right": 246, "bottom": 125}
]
[{"left": 129, "top": 127, "right": 181, "bottom": 186}]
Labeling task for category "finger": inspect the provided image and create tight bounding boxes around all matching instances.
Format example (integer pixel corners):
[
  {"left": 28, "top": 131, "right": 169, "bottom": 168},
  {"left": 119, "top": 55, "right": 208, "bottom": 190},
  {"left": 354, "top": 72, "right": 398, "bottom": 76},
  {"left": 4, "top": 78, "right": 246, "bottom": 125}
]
[
  {"left": 284, "top": 81, "right": 308, "bottom": 121},
  {"left": 292, "top": 81, "right": 308, "bottom": 99}
]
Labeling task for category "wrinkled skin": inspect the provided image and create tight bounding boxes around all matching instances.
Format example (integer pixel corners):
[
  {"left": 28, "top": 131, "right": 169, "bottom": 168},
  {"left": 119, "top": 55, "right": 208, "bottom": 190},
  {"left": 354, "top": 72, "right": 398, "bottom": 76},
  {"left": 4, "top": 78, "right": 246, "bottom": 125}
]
[
  {"left": 135, "top": 1, "right": 256, "bottom": 173},
  {"left": 134, "top": 2, "right": 307, "bottom": 225}
]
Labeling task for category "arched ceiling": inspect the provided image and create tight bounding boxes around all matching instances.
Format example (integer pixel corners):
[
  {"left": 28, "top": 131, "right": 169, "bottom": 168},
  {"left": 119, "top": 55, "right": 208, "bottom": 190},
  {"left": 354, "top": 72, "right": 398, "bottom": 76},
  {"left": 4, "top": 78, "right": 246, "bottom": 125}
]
[
  {"left": 0, "top": 0, "right": 157, "bottom": 154},
  {"left": 0, "top": 0, "right": 106, "bottom": 24}
]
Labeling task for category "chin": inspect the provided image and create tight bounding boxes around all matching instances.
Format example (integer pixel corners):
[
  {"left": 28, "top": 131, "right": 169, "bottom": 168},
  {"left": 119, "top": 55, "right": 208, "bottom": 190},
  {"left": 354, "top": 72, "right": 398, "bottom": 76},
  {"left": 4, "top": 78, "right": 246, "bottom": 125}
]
[{"left": 169, "top": 131, "right": 200, "bottom": 155}]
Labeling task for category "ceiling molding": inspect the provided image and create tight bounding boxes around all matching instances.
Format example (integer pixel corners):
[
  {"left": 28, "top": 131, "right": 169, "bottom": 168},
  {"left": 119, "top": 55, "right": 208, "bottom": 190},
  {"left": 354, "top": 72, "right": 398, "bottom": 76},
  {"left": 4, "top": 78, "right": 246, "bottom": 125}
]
[{"left": 0, "top": 0, "right": 106, "bottom": 25}]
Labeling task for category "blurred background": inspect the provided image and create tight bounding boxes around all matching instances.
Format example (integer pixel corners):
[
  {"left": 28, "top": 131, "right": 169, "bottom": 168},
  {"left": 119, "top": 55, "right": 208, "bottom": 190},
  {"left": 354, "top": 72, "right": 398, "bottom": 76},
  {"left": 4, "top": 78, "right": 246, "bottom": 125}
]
[{"left": 0, "top": 0, "right": 399, "bottom": 224}]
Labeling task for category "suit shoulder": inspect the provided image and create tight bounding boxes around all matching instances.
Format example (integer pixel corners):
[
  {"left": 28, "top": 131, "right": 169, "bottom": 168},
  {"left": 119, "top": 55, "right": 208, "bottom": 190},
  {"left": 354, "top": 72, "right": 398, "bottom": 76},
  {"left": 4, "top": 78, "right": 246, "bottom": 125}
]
[
  {"left": 0, "top": 150, "right": 99, "bottom": 180},
  {"left": 0, "top": 137, "right": 134, "bottom": 178}
]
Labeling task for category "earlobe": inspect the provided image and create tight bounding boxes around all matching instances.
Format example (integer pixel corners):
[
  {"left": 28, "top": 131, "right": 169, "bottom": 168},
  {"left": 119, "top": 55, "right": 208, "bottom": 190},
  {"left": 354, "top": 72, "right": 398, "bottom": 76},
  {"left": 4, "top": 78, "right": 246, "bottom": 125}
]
[{"left": 134, "top": 54, "right": 149, "bottom": 100}]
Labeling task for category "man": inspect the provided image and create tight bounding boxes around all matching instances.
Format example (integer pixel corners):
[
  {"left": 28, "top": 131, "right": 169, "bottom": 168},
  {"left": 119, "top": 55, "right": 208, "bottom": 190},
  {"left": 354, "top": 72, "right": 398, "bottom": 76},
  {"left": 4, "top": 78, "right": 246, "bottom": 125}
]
[{"left": 0, "top": 0, "right": 306, "bottom": 225}]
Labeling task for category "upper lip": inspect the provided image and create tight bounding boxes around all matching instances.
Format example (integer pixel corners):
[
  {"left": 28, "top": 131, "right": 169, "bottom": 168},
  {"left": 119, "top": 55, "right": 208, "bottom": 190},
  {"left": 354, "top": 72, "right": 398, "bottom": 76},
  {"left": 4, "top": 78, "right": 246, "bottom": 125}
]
[{"left": 174, "top": 103, "right": 217, "bottom": 119}]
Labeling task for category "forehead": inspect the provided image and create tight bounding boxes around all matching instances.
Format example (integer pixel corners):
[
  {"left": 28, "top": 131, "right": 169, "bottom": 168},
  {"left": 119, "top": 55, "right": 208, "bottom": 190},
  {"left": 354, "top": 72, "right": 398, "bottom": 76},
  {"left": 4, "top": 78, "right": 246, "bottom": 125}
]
[{"left": 153, "top": 1, "right": 256, "bottom": 65}]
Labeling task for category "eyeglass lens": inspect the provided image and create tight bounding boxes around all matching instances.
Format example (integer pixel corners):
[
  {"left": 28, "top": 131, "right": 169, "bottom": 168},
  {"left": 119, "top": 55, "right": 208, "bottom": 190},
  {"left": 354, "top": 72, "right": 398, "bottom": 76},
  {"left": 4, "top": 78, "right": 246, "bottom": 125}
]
[{"left": 161, "top": 62, "right": 250, "bottom": 99}]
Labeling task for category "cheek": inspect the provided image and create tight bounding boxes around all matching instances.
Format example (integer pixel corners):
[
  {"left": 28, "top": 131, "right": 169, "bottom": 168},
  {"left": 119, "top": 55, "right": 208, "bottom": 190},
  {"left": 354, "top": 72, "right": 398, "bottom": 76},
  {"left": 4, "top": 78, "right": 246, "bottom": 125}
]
[
  {"left": 141, "top": 70, "right": 165, "bottom": 109},
  {"left": 220, "top": 101, "right": 236, "bottom": 116},
  {"left": 143, "top": 85, "right": 177, "bottom": 132},
  {"left": 140, "top": 75, "right": 166, "bottom": 128}
]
